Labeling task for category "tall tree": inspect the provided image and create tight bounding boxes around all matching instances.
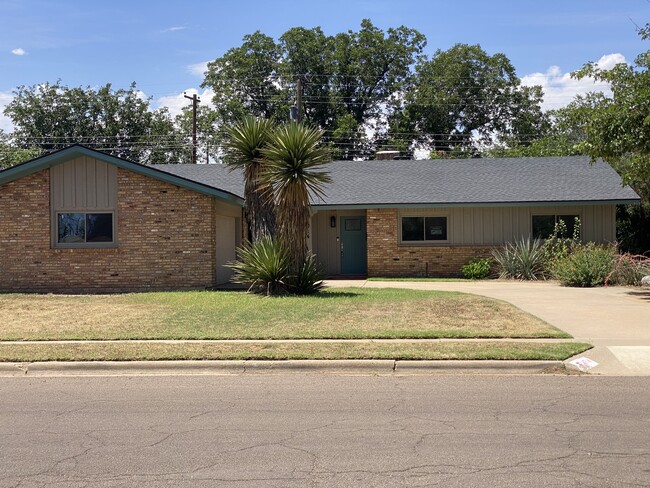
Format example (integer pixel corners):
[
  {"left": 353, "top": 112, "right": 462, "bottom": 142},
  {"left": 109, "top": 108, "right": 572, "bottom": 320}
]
[
  {"left": 4, "top": 81, "right": 186, "bottom": 164},
  {"left": 261, "top": 123, "right": 331, "bottom": 268},
  {"left": 201, "top": 20, "right": 426, "bottom": 159},
  {"left": 222, "top": 116, "right": 277, "bottom": 241},
  {"left": 571, "top": 24, "right": 650, "bottom": 203},
  {"left": 570, "top": 23, "right": 650, "bottom": 253},
  {"left": 387, "top": 44, "right": 545, "bottom": 157}
]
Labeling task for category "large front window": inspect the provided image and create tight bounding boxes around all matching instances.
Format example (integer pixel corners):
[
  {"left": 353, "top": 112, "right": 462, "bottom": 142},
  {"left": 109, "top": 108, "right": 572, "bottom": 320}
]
[
  {"left": 401, "top": 216, "right": 448, "bottom": 242},
  {"left": 57, "top": 212, "right": 114, "bottom": 245},
  {"left": 532, "top": 214, "right": 579, "bottom": 239}
]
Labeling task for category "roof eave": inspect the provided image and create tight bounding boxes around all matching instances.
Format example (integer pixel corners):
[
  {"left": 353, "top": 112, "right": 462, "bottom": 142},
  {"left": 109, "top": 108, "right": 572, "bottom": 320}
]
[
  {"left": 0, "top": 145, "right": 244, "bottom": 206},
  {"left": 311, "top": 199, "right": 641, "bottom": 210}
]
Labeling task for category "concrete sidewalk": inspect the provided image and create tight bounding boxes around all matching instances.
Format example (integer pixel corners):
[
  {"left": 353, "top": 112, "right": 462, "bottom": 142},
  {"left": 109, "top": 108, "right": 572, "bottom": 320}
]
[{"left": 325, "top": 280, "right": 650, "bottom": 375}]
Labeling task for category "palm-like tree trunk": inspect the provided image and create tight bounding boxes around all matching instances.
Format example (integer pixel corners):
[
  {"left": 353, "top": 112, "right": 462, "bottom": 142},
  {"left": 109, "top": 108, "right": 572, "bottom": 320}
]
[{"left": 262, "top": 122, "right": 331, "bottom": 271}]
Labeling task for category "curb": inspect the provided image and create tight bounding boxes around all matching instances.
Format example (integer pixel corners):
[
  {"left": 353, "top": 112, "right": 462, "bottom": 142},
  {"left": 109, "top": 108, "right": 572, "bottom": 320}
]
[{"left": 0, "top": 359, "right": 564, "bottom": 377}]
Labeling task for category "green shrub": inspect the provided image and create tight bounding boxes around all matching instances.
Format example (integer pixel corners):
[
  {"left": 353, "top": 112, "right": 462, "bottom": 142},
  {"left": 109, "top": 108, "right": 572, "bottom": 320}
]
[
  {"left": 461, "top": 257, "right": 493, "bottom": 280},
  {"left": 606, "top": 254, "right": 650, "bottom": 286},
  {"left": 228, "top": 237, "right": 292, "bottom": 296},
  {"left": 290, "top": 254, "right": 325, "bottom": 295},
  {"left": 492, "top": 237, "right": 546, "bottom": 280},
  {"left": 227, "top": 238, "right": 324, "bottom": 296},
  {"left": 552, "top": 243, "right": 615, "bottom": 287},
  {"left": 541, "top": 217, "right": 581, "bottom": 273}
]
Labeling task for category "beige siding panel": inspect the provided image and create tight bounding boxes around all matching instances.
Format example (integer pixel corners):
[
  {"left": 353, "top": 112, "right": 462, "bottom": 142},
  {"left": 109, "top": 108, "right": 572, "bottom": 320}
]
[
  {"left": 215, "top": 215, "right": 237, "bottom": 285},
  {"left": 390, "top": 205, "right": 617, "bottom": 246},
  {"left": 51, "top": 157, "right": 117, "bottom": 211}
]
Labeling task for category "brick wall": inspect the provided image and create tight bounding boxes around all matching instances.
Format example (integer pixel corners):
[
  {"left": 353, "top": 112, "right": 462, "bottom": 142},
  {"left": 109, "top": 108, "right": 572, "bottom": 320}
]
[
  {"left": 367, "top": 208, "right": 494, "bottom": 277},
  {"left": 0, "top": 168, "right": 216, "bottom": 292}
]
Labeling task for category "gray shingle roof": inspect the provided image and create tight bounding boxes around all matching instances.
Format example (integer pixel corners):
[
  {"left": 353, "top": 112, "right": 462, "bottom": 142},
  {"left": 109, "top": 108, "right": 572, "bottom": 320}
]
[{"left": 152, "top": 156, "right": 639, "bottom": 207}]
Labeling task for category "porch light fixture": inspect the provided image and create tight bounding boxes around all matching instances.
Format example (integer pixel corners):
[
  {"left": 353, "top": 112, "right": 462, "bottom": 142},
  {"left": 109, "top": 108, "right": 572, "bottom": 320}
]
[{"left": 330, "top": 216, "right": 336, "bottom": 228}]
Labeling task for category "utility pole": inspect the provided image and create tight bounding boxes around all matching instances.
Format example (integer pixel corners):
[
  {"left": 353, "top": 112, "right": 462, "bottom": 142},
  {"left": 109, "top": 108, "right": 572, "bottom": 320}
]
[
  {"left": 291, "top": 76, "right": 304, "bottom": 123},
  {"left": 296, "top": 76, "right": 303, "bottom": 123},
  {"left": 183, "top": 92, "right": 200, "bottom": 163}
]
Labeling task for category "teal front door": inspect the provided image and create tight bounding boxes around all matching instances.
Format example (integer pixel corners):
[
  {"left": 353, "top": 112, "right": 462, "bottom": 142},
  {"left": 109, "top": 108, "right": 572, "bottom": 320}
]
[{"left": 340, "top": 216, "right": 367, "bottom": 275}]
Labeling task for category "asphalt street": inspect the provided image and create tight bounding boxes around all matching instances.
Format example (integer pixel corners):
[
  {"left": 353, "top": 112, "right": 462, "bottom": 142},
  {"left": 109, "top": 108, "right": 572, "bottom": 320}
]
[{"left": 1, "top": 374, "right": 649, "bottom": 487}]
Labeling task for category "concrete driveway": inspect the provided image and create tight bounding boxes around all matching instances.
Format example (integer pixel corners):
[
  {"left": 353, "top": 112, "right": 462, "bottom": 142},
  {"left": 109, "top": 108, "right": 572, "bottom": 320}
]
[{"left": 325, "top": 280, "right": 650, "bottom": 375}]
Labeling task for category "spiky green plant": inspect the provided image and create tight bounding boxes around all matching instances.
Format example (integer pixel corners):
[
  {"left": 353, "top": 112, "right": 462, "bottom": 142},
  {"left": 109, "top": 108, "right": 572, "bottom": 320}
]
[
  {"left": 227, "top": 237, "right": 291, "bottom": 296},
  {"left": 261, "top": 122, "right": 331, "bottom": 269},
  {"left": 492, "top": 237, "right": 546, "bottom": 280},
  {"left": 291, "top": 254, "right": 325, "bottom": 295},
  {"left": 222, "top": 116, "right": 276, "bottom": 241}
]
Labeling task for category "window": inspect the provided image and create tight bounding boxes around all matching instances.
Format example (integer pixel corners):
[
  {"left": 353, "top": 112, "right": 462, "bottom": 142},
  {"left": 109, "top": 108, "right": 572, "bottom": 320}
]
[
  {"left": 532, "top": 214, "right": 579, "bottom": 239},
  {"left": 401, "top": 216, "right": 448, "bottom": 242},
  {"left": 57, "top": 212, "right": 114, "bottom": 246}
]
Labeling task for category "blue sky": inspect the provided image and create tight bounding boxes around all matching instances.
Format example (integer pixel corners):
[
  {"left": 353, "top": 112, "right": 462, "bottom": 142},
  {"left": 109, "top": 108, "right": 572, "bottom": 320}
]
[{"left": 1, "top": 0, "right": 648, "bottom": 130}]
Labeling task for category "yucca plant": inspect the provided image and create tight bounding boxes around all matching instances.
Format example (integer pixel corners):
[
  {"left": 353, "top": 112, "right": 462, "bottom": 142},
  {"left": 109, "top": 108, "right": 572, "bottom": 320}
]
[
  {"left": 261, "top": 122, "right": 331, "bottom": 270},
  {"left": 492, "top": 237, "right": 546, "bottom": 280},
  {"left": 290, "top": 254, "right": 325, "bottom": 295},
  {"left": 222, "top": 116, "right": 277, "bottom": 241},
  {"left": 227, "top": 237, "right": 291, "bottom": 296}
]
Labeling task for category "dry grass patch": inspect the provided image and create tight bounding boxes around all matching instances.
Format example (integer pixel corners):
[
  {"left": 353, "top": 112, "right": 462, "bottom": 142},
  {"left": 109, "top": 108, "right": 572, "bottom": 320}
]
[
  {"left": 0, "top": 288, "right": 569, "bottom": 341},
  {"left": 0, "top": 341, "right": 591, "bottom": 362}
]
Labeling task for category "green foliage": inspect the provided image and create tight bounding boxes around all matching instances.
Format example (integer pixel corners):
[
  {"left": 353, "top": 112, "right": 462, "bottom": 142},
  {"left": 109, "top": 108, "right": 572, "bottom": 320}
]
[
  {"left": 227, "top": 238, "right": 324, "bottom": 296},
  {"left": 291, "top": 254, "right": 325, "bottom": 295},
  {"left": 571, "top": 24, "right": 650, "bottom": 206},
  {"left": 606, "top": 253, "right": 650, "bottom": 286},
  {"left": 261, "top": 122, "right": 331, "bottom": 268},
  {"left": 492, "top": 237, "right": 546, "bottom": 280},
  {"left": 4, "top": 81, "right": 186, "bottom": 164},
  {"left": 0, "top": 132, "right": 42, "bottom": 169},
  {"left": 540, "top": 217, "right": 582, "bottom": 271},
  {"left": 461, "top": 257, "right": 493, "bottom": 280},
  {"left": 222, "top": 116, "right": 277, "bottom": 240},
  {"left": 484, "top": 104, "right": 588, "bottom": 158},
  {"left": 201, "top": 20, "right": 425, "bottom": 159},
  {"left": 389, "top": 43, "right": 546, "bottom": 156},
  {"left": 228, "top": 237, "right": 292, "bottom": 296},
  {"left": 616, "top": 203, "right": 650, "bottom": 255},
  {"left": 551, "top": 243, "right": 615, "bottom": 287}
]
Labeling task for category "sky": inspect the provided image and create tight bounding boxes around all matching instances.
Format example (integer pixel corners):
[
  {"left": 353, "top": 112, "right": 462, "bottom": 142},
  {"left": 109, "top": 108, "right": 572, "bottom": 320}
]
[{"left": 0, "top": 0, "right": 648, "bottom": 132}]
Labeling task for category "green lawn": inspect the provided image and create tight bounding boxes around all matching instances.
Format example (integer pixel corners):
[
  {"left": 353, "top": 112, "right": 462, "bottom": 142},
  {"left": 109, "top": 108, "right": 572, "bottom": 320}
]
[
  {"left": 0, "top": 288, "right": 569, "bottom": 340},
  {"left": 0, "top": 341, "right": 591, "bottom": 362}
]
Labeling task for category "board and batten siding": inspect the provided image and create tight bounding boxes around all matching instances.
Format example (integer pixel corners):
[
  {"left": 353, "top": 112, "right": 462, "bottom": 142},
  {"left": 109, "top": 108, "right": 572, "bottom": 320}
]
[
  {"left": 397, "top": 205, "right": 616, "bottom": 245},
  {"left": 50, "top": 156, "right": 118, "bottom": 211},
  {"left": 311, "top": 205, "right": 616, "bottom": 275}
]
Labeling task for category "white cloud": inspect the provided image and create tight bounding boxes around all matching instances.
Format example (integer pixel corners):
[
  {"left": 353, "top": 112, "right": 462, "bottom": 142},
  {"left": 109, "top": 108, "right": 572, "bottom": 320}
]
[
  {"left": 521, "top": 53, "right": 627, "bottom": 111},
  {"left": 11, "top": 48, "right": 27, "bottom": 56},
  {"left": 0, "top": 91, "right": 14, "bottom": 132},
  {"left": 162, "top": 26, "right": 186, "bottom": 33},
  {"left": 155, "top": 88, "right": 215, "bottom": 118},
  {"left": 187, "top": 61, "right": 209, "bottom": 77}
]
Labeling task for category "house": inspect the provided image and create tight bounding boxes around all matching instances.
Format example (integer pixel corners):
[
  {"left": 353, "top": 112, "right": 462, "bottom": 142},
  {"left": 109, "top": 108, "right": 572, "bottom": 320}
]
[{"left": 0, "top": 145, "right": 640, "bottom": 292}]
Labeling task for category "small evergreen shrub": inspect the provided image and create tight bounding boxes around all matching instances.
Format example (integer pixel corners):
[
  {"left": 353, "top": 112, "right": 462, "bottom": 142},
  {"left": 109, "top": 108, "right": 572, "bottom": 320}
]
[
  {"left": 551, "top": 243, "right": 615, "bottom": 287},
  {"left": 290, "top": 254, "right": 325, "bottom": 295},
  {"left": 228, "top": 237, "right": 292, "bottom": 296},
  {"left": 492, "top": 237, "right": 546, "bottom": 280},
  {"left": 227, "top": 238, "right": 325, "bottom": 296},
  {"left": 461, "top": 257, "right": 493, "bottom": 280}
]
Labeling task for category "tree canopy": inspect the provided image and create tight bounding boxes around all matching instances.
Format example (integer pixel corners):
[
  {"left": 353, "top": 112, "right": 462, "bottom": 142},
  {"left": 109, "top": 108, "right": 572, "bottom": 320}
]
[
  {"left": 4, "top": 81, "right": 187, "bottom": 164},
  {"left": 201, "top": 23, "right": 545, "bottom": 159}
]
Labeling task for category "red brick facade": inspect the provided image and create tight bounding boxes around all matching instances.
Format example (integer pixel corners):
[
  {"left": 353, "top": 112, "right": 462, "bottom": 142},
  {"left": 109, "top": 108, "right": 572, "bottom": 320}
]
[
  {"left": 0, "top": 168, "right": 217, "bottom": 292},
  {"left": 366, "top": 208, "right": 494, "bottom": 277}
]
